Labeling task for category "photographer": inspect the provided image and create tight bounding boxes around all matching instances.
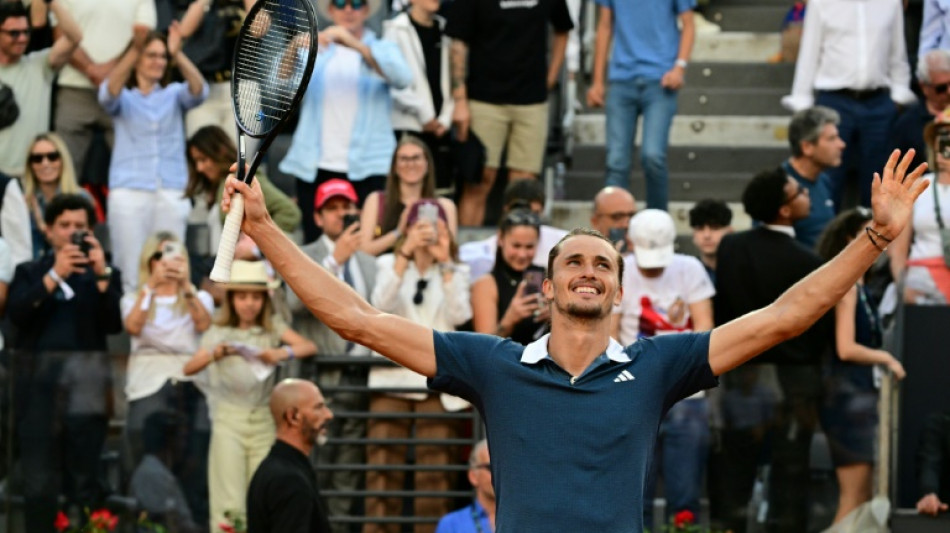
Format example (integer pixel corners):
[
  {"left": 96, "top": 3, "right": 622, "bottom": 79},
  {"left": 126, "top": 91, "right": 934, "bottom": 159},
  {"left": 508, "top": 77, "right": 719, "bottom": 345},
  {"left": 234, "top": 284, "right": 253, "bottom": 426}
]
[{"left": 6, "top": 193, "right": 122, "bottom": 533}]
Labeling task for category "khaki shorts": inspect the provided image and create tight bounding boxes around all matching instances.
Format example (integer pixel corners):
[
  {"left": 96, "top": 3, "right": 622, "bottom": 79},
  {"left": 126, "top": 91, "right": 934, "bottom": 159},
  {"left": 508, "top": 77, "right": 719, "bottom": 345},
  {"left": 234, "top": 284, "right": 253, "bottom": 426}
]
[{"left": 469, "top": 100, "right": 548, "bottom": 174}]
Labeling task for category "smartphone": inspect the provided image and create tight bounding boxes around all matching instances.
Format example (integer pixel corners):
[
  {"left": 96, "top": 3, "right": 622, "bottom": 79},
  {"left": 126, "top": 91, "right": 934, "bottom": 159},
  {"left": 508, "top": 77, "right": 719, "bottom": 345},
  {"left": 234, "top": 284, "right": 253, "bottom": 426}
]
[
  {"left": 939, "top": 133, "right": 950, "bottom": 159},
  {"left": 608, "top": 227, "right": 629, "bottom": 254},
  {"left": 342, "top": 213, "right": 361, "bottom": 231},
  {"left": 71, "top": 230, "right": 91, "bottom": 256},
  {"left": 522, "top": 268, "right": 545, "bottom": 295},
  {"left": 162, "top": 241, "right": 184, "bottom": 261},
  {"left": 417, "top": 202, "right": 439, "bottom": 225}
]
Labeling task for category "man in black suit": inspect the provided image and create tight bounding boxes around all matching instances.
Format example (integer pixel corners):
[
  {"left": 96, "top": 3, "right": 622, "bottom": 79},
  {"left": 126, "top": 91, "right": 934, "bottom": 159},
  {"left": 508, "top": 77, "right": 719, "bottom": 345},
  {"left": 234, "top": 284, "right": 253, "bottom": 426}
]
[
  {"left": 247, "top": 379, "right": 335, "bottom": 533},
  {"left": 712, "top": 168, "right": 832, "bottom": 532}
]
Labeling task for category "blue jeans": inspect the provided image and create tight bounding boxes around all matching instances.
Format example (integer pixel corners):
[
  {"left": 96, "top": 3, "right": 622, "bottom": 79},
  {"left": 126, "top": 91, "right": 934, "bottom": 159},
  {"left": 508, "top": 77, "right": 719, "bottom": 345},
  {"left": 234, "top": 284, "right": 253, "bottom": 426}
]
[
  {"left": 643, "top": 397, "right": 710, "bottom": 525},
  {"left": 605, "top": 78, "right": 678, "bottom": 210},
  {"left": 815, "top": 90, "right": 897, "bottom": 208}
]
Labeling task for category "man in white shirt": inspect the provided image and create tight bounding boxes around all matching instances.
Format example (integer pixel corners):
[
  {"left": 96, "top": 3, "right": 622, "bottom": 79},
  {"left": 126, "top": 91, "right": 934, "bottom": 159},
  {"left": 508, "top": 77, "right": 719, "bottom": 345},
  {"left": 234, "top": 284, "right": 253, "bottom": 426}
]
[{"left": 782, "top": 0, "right": 916, "bottom": 209}]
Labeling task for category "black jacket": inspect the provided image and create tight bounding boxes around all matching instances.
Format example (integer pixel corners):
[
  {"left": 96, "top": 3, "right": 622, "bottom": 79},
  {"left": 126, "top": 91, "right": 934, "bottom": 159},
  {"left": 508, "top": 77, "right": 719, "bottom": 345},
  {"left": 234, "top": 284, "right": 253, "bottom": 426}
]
[
  {"left": 918, "top": 410, "right": 950, "bottom": 502},
  {"left": 247, "top": 440, "right": 331, "bottom": 533}
]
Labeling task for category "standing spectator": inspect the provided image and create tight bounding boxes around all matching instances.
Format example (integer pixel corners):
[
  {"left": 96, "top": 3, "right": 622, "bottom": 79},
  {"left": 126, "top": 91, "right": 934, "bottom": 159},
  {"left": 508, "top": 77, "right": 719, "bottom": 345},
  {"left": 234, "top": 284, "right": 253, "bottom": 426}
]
[
  {"left": 586, "top": 0, "right": 695, "bottom": 211},
  {"left": 21, "top": 133, "right": 88, "bottom": 260},
  {"left": 892, "top": 49, "right": 950, "bottom": 179},
  {"left": 360, "top": 136, "right": 457, "bottom": 256},
  {"left": 367, "top": 199, "right": 471, "bottom": 533},
  {"left": 713, "top": 168, "right": 831, "bottom": 531},
  {"left": 0, "top": 1, "right": 81, "bottom": 177},
  {"left": 688, "top": 198, "right": 732, "bottom": 282},
  {"left": 815, "top": 208, "right": 906, "bottom": 525},
  {"left": 7, "top": 193, "right": 122, "bottom": 533},
  {"left": 783, "top": 106, "right": 845, "bottom": 248},
  {"left": 54, "top": 0, "right": 157, "bottom": 188},
  {"left": 921, "top": 0, "right": 950, "bottom": 56},
  {"left": 279, "top": 0, "right": 412, "bottom": 244},
  {"left": 446, "top": 0, "right": 573, "bottom": 226},
  {"left": 100, "top": 24, "right": 208, "bottom": 293},
  {"left": 247, "top": 379, "right": 335, "bottom": 533},
  {"left": 383, "top": 0, "right": 454, "bottom": 193},
  {"left": 434, "top": 440, "right": 495, "bottom": 533},
  {"left": 286, "top": 179, "right": 376, "bottom": 531},
  {"left": 589, "top": 185, "right": 637, "bottom": 253},
  {"left": 782, "top": 0, "right": 915, "bottom": 208},
  {"left": 610, "top": 209, "right": 714, "bottom": 526},
  {"left": 183, "top": 259, "right": 317, "bottom": 531}
]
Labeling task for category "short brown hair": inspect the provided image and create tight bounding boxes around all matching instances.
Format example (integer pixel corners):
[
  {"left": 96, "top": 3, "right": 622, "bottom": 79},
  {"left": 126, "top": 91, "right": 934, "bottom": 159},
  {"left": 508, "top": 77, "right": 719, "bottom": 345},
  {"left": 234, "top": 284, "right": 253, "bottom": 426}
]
[{"left": 546, "top": 228, "right": 624, "bottom": 285}]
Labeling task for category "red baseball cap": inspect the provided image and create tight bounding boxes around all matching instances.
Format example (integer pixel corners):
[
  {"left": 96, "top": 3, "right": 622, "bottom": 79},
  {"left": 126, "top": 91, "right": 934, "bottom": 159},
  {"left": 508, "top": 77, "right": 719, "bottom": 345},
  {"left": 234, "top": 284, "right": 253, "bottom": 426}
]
[{"left": 314, "top": 179, "right": 358, "bottom": 210}]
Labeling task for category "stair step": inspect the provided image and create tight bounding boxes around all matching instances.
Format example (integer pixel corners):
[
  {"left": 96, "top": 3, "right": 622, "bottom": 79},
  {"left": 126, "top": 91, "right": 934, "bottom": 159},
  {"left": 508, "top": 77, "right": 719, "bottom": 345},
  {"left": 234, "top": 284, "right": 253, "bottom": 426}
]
[
  {"left": 687, "top": 62, "right": 794, "bottom": 89},
  {"left": 547, "top": 200, "right": 753, "bottom": 236},
  {"left": 678, "top": 87, "right": 787, "bottom": 116},
  {"left": 563, "top": 170, "right": 752, "bottom": 203},
  {"left": 570, "top": 145, "right": 788, "bottom": 175},
  {"left": 693, "top": 32, "right": 782, "bottom": 63},
  {"left": 573, "top": 114, "right": 790, "bottom": 147},
  {"left": 707, "top": 5, "right": 789, "bottom": 33}
]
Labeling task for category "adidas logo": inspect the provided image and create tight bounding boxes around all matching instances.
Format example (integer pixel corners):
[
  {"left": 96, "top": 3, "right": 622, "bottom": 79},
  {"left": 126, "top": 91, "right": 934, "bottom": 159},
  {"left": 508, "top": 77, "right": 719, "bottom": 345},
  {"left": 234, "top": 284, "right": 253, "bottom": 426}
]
[{"left": 613, "top": 370, "right": 635, "bottom": 383}]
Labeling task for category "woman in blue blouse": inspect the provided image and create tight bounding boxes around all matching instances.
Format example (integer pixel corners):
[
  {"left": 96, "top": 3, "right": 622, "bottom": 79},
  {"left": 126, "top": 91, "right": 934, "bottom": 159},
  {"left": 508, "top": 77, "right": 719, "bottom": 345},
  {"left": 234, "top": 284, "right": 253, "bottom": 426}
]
[{"left": 98, "top": 22, "right": 208, "bottom": 293}]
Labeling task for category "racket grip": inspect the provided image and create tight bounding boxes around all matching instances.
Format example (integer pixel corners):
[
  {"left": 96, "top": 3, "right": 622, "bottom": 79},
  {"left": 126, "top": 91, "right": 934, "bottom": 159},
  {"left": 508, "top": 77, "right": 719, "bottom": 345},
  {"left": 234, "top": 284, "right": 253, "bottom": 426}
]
[{"left": 210, "top": 194, "right": 245, "bottom": 283}]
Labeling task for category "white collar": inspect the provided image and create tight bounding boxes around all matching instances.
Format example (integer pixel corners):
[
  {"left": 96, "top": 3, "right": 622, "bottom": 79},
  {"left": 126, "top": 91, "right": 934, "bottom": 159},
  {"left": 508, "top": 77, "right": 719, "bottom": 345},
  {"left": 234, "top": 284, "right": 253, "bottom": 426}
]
[
  {"left": 520, "top": 334, "right": 630, "bottom": 364},
  {"left": 763, "top": 224, "right": 795, "bottom": 238}
]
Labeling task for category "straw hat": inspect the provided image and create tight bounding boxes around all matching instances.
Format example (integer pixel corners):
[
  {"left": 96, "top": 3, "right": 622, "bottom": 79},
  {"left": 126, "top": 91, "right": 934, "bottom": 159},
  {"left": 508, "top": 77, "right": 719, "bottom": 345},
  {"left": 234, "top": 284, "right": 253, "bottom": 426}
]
[
  {"left": 317, "top": 0, "right": 383, "bottom": 21},
  {"left": 220, "top": 260, "right": 280, "bottom": 291},
  {"left": 923, "top": 105, "right": 950, "bottom": 147}
]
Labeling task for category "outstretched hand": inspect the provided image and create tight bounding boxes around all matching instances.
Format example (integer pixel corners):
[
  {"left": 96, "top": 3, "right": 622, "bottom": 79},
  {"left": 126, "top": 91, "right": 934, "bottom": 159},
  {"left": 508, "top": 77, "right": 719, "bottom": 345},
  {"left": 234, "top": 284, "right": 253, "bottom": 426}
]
[
  {"left": 222, "top": 164, "right": 271, "bottom": 237},
  {"left": 870, "top": 149, "right": 929, "bottom": 240}
]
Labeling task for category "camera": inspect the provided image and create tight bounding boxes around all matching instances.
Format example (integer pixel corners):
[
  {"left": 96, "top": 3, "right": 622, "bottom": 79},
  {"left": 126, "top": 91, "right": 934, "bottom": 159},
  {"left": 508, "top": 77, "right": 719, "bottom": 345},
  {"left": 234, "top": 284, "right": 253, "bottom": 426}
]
[
  {"left": 522, "top": 268, "right": 545, "bottom": 295},
  {"left": 162, "top": 241, "right": 183, "bottom": 261},
  {"left": 939, "top": 132, "right": 950, "bottom": 159},
  {"left": 342, "top": 213, "right": 360, "bottom": 231},
  {"left": 71, "top": 231, "right": 91, "bottom": 256}
]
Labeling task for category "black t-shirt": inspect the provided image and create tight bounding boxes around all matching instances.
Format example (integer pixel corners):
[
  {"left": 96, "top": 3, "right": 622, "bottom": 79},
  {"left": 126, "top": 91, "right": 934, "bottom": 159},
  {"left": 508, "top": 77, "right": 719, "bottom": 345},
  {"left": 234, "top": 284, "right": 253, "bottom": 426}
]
[
  {"left": 410, "top": 17, "right": 444, "bottom": 118},
  {"left": 445, "top": 0, "right": 574, "bottom": 105},
  {"left": 164, "top": 0, "right": 246, "bottom": 80}
]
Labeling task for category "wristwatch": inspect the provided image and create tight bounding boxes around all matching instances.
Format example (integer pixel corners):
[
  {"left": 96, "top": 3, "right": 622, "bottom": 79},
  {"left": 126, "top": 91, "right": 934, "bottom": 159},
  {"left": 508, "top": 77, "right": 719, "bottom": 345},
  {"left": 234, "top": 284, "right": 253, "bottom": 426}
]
[
  {"left": 97, "top": 266, "right": 113, "bottom": 281},
  {"left": 675, "top": 59, "right": 688, "bottom": 69}
]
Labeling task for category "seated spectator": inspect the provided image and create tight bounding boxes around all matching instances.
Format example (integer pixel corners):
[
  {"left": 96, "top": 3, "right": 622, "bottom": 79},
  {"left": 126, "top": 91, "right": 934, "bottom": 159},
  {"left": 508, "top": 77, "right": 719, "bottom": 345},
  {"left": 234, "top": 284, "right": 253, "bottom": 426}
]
[
  {"left": 589, "top": 186, "right": 637, "bottom": 254},
  {"left": 21, "top": 132, "right": 89, "bottom": 260},
  {"left": 100, "top": 23, "right": 208, "bottom": 293},
  {"left": 890, "top": 49, "right": 950, "bottom": 172},
  {"left": 688, "top": 198, "right": 733, "bottom": 282},
  {"left": 7, "top": 193, "right": 121, "bottom": 533},
  {"left": 471, "top": 209, "right": 549, "bottom": 345},
  {"left": 459, "top": 179, "right": 567, "bottom": 280},
  {"left": 368, "top": 199, "right": 471, "bottom": 533},
  {"left": 121, "top": 231, "right": 214, "bottom": 525},
  {"left": 360, "top": 136, "right": 457, "bottom": 256},
  {"left": 183, "top": 259, "right": 316, "bottom": 531},
  {"left": 434, "top": 439, "right": 495, "bottom": 533},
  {"left": 917, "top": 409, "right": 950, "bottom": 516}
]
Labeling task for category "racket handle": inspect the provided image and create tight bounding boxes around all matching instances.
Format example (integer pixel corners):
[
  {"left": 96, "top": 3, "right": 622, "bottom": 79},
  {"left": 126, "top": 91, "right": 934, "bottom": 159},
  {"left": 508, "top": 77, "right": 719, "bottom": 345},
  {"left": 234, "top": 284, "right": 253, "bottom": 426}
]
[{"left": 210, "top": 194, "right": 245, "bottom": 283}]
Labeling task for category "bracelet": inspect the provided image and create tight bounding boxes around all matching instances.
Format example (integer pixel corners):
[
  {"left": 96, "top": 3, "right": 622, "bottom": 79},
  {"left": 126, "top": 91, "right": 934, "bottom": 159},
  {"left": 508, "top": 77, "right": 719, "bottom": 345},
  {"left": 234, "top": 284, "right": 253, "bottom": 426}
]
[
  {"left": 866, "top": 225, "right": 892, "bottom": 243},
  {"left": 865, "top": 226, "right": 887, "bottom": 252},
  {"left": 391, "top": 228, "right": 402, "bottom": 239},
  {"left": 47, "top": 268, "right": 64, "bottom": 284},
  {"left": 284, "top": 346, "right": 295, "bottom": 361},
  {"left": 398, "top": 248, "right": 413, "bottom": 260}
]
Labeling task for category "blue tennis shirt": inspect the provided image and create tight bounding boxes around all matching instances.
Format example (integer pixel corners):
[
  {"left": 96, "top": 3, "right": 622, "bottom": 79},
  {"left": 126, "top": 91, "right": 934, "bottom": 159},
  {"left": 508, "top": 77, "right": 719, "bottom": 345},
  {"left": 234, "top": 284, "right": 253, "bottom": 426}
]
[{"left": 429, "top": 330, "right": 717, "bottom": 532}]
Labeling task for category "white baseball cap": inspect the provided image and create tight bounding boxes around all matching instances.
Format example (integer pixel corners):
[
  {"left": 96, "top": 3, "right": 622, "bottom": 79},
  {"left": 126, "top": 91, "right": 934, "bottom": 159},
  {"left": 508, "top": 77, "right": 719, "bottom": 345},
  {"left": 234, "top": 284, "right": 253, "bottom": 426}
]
[{"left": 628, "top": 209, "right": 675, "bottom": 269}]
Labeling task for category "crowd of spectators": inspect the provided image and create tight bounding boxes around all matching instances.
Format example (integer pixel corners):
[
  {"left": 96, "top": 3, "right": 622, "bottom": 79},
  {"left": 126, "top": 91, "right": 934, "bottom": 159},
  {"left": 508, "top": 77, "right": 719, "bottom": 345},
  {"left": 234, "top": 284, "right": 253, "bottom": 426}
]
[{"left": 2, "top": 0, "right": 950, "bottom": 532}]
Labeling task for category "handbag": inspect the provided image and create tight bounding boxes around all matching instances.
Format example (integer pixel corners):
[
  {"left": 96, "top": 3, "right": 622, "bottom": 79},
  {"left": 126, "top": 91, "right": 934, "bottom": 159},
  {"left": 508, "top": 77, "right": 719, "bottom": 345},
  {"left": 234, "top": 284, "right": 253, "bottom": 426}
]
[
  {"left": 931, "top": 183, "right": 950, "bottom": 269},
  {"left": 0, "top": 80, "right": 19, "bottom": 131}
]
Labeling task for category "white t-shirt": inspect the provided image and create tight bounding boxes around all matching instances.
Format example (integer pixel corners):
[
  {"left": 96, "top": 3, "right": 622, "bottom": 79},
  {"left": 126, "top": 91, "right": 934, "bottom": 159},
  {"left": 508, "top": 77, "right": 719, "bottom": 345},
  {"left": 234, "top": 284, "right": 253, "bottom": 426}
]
[
  {"left": 0, "top": 49, "right": 54, "bottom": 176},
  {"left": 318, "top": 46, "right": 362, "bottom": 172},
  {"left": 459, "top": 224, "right": 569, "bottom": 280},
  {"left": 120, "top": 290, "right": 215, "bottom": 401},
  {"left": 909, "top": 176, "right": 950, "bottom": 261}
]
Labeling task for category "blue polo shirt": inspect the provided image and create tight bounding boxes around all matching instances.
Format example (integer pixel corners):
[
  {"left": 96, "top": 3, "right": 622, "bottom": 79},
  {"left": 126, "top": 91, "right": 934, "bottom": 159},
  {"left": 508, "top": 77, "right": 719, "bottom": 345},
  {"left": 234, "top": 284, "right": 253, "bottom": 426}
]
[
  {"left": 782, "top": 160, "right": 837, "bottom": 249},
  {"left": 429, "top": 330, "right": 717, "bottom": 532},
  {"left": 594, "top": 0, "right": 696, "bottom": 81}
]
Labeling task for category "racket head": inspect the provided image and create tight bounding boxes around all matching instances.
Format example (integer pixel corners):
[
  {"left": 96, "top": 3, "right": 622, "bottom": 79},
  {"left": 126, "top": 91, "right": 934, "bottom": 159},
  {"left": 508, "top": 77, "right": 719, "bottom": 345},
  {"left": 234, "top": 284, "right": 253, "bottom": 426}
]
[{"left": 231, "top": 0, "right": 318, "bottom": 139}]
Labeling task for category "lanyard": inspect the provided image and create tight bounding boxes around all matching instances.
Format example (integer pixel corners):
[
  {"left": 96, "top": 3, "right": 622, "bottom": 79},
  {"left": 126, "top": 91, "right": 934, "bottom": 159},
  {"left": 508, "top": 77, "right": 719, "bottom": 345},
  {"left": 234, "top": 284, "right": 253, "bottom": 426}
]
[
  {"left": 470, "top": 504, "right": 486, "bottom": 533},
  {"left": 935, "top": 181, "right": 946, "bottom": 230}
]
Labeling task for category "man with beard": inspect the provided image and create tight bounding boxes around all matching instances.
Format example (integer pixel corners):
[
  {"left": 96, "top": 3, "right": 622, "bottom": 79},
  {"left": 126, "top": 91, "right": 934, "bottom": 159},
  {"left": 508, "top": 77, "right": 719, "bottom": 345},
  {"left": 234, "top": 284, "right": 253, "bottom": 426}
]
[
  {"left": 223, "top": 149, "right": 928, "bottom": 531},
  {"left": 435, "top": 440, "right": 496, "bottom": 532},
  {"left": 246, "top": 379, "right": 335, "bottom": 533}
]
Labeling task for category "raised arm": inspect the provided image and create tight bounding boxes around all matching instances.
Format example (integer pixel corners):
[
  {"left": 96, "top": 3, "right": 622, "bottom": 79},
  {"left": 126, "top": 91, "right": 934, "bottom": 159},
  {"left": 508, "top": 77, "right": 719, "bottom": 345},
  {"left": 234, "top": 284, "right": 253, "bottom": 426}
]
[
  {"left": 105, "top": 26, "right": 149, "bottom": 98},
  {"left": 221, "top": 170, "right": 438, "bottom": 377},
  {"left": 708, "top": 150, "right": 929, "bottom": 376},
  {"left": 46, "top": 0, "right": 83, "bottom": 70}
]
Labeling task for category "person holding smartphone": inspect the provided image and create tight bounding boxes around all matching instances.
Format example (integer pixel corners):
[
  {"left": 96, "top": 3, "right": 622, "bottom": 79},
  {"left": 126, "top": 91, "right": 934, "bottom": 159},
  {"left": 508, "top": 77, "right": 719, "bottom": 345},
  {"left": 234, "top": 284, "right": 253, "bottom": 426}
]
[{"left": 471, "top": 208, "right": 549, "bottom": 345}]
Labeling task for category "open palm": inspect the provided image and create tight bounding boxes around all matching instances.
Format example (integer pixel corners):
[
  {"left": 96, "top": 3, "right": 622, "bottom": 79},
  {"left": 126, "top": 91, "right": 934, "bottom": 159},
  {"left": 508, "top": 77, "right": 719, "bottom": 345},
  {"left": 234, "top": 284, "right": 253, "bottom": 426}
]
[{"left": 869, "top": 149, "right": 930, "bottom": 239}]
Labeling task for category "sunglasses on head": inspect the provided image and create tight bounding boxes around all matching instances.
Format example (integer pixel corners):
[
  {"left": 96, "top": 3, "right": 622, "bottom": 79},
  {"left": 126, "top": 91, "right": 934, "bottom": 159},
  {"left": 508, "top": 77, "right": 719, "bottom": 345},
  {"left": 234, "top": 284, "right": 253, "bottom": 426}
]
[
  {"left": 29, "top": 151, "right": 61, "bottom": 164},
  {"left": 330, "top": 0, "right": 366, "bottom": 10}
]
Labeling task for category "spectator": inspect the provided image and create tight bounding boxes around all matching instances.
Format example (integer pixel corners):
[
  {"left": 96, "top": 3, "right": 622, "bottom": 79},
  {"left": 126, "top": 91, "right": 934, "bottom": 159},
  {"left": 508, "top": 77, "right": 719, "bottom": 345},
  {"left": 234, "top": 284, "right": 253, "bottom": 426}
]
[
  {"left": 21, "top": 132, "right": 88, "bottom": 260},
  {"left": 121, "top": 231, "right": 214, "bottom": 525},
  {"left": 586, "top": 0, "right": 695, "bottom": 211},
  {"left": 184, "top": 259, "right": 317, "bottom": 531},
  {"left": 383, "top": 0, "right": 454, "bottom": 193},
  {"left": 688, "top": 198, "right": 732, "bottom": 282},
  {"left": 247, "top": 378, "right": 335, "bottom": 533},
  {"left": 0, "top": 236, "right": 11, "bottom": 346},
  {"left": 815, "top": 207, "right": 906, "bottom": 525},
  {"left": 713, "top": 168, "right": 831, "bottom": 531},
  {"left": 7, "top": 193, "right": 121, "bottom": 533},
  {"left": 360, "top": 136, "right": 457, "bottom": 256},
  {"left": 891, "top": 49, "right": 950, "bottom": 172},
  {"left": 100, "top": 24, "right": 208, "bottom": 293},
  {"left": 446, "top": 0, "right": 573, "bottom": 226},
  {"left": 54, "top": 0, "right": 157, "bottom": 188},
  {"left": 921, "top": 0, "right": 950, "bottom": 56},
  {"left": 784, "top": 106, "right": 845, "bottom": 248},
  {"left": 589, "top": 185, "right": 637, "bottom": 253},
  {"left": 0, "top": 1, "right": 81, "bottom": 177},
  {"left": 782, "top": 0, "right": 915, "bottom": 208},
  {"left": 368, "top": 199, "right": 471, "bottom": 533},
  {"left": 610, "top": 209, "right": 714, "bottom": 525},
  {"left": 434, "top": 439, "right": 495, "bottom": 533},
  {"left": 459, "top": 179, "right": 567, "bottom": 280},
  {"left": 471, "top": 209, "right": 549, "bottom": 345},
  {"left": 917, "top": 409, "right": 950, "bottom": 516},
  {"left": 279, "top": 0, "right": 412, "bottom": 244},
  {"left": 890, "top": 107, "right": 950, "bottom": 304},
  {"left": 286, "top": 178, "right": 376, "bottom": 531}
]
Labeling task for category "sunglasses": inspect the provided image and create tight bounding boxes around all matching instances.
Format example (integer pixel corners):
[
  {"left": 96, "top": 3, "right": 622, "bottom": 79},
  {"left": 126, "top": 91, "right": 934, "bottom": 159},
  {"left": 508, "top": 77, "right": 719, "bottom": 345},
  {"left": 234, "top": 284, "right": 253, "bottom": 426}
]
[
  {"left": 330, "top": 0, "right": 366, "bottom": 9},
  {"left": 933, "top": 82, "right": 950, "bottom": 95},
  {"left": 785, "top": 183, "right": 806, "bottom": 203},
  {"left": 0, "top": 29, "right": 31, "bottom": 39},
  {"left": 29, "top": 151, "right": 61, "bottom": 164},
  {"left": 413, "top": 278, "right": 428, "bottom": 305}
]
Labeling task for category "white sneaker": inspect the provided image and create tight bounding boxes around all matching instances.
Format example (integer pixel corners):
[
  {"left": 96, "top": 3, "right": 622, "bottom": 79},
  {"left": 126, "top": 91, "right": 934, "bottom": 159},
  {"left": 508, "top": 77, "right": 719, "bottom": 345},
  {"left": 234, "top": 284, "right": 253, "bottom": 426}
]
[{"left": 693, "top": 12, "right": 722, "bottom": 35}]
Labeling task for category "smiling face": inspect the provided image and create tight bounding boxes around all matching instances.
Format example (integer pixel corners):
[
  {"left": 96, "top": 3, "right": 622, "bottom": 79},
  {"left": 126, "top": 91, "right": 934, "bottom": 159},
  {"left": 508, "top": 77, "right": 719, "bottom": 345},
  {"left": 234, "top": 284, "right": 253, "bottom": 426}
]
[
  {"left": 0, "top": 16, "right": 29, "bottom": 62},
  {"left": 231, "top": 290, "right": 265, "bottom": 326},
  {"left": 29, "top": 139, "right": 63, "bottom": 187},
  {"left": 498, "top": 225, "right": 539, "bottom": 272},
  {"left": 135, "top": 38, "right": 168, "bottom": 87},
  {"left": 394, "top": 142, "right": 429, "bottom": 186},
  {"left": 544, "top": 234, "right": 623, "bottom": 321}
]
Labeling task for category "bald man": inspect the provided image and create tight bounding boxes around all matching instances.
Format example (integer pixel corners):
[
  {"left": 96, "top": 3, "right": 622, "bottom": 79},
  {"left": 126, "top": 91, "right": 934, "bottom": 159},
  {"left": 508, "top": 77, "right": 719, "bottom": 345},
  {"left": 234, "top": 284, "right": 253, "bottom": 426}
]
[
  {"left": 247, "top": 379, "right": 335, "bottom": 533},
  {"left": 590, "top": 186, "right": 637, "bottom": 254}
]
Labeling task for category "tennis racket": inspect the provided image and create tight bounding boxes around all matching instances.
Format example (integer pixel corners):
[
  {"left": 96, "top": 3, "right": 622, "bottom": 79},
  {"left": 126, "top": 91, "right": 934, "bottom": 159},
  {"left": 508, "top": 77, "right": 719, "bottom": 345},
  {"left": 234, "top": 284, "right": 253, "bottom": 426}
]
[{"left": 209, "top": 0, "right": 318, "bottom": 282}]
